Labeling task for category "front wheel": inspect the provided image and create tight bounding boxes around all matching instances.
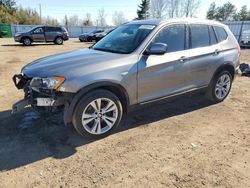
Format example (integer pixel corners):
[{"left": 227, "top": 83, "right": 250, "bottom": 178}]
[
  {"left": 72, "top": 90, "right": 123, "bottom": 139},
  {"left": 22, "top": 38, "right": 32, "bottom": 46},
  {"left": 206, "top": 71, "right": 233, "bottom": 103}
]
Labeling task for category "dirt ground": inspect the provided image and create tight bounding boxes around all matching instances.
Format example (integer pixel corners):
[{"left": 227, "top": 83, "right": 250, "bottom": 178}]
[{"left": 0, "top": 38, "right": 250, "bottom": 188}]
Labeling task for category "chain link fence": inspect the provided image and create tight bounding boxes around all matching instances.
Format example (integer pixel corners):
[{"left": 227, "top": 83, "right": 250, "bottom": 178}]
[{"left": 224, "top": 21, "right": 250, "bottom": 42}]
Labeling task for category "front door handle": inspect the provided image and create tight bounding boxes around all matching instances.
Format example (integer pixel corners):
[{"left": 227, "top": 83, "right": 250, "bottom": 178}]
[
  {"left": 214, "top": 49, "right": 220, "bottom": 55},
  {"left": 179, "top": 56, "right": 187, "bottom": 62}
]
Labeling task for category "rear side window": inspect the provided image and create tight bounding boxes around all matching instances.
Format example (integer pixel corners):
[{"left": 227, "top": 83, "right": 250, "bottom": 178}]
[
  {"left": 190, "top": 24, "right": 210, "bottom": 48},
  {"left": 153, "top": 24, "right": 185, "bottom": 53},
  {"left": 214, "top": 26, "right": 228, "bottom": 42},
  {"left": 209, "top": 26, "right": 217, "bottom": 45},
  {"left": 46, "top": 27, "right": 61, "bottom": 32}
]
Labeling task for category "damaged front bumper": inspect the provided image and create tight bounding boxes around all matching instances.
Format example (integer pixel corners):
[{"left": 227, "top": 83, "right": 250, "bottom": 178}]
[{"left": 12, "top": 74, "right": 71, "bottom": 114}]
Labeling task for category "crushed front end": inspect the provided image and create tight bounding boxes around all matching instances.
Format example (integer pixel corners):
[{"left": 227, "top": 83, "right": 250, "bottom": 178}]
[{"left": 12, "top": 74, "right": 72, "bottom": 114}]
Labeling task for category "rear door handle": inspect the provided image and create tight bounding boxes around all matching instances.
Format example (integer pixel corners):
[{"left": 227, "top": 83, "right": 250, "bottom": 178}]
[{"left": 179, "top": 56, "right": 187, "bottom": 62}]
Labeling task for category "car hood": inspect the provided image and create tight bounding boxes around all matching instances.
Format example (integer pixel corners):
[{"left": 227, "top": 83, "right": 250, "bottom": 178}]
[
  {"left": 15, "top": 32, "right": 27, "bottom": 36},
  {"left": 22, "top": 48, "right": 130, "bottom": 78}
]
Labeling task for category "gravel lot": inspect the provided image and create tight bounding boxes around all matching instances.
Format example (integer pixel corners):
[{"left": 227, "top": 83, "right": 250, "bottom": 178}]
[{"left": 0, "top": 38, "right": 250, "bottom": 188}]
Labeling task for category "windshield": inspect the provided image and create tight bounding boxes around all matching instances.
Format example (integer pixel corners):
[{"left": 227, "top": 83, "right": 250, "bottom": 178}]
[{"left": 92, "top": 24, "right": 156, "bottom": 54}]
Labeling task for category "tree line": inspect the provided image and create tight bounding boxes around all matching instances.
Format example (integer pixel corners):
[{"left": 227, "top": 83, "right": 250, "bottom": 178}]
[
  {"left": 206, "top": 2, "right": 250, "bottom": 21},
  {"left": 1, "top": 0, "right": 250, "bottom": 27}
]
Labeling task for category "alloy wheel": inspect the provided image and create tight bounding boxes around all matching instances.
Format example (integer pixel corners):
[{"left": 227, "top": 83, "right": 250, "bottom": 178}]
[
  {"left": 81, "top": 98, "right": 118, "bottom": 135},
  {"left": 215, "top": 74, "right": 231, "bottom": 100}
]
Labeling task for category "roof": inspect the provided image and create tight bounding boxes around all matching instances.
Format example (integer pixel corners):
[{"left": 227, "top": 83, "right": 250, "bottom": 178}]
[{"left": 128, "top": 18, "right": 225, "bottom": 27}]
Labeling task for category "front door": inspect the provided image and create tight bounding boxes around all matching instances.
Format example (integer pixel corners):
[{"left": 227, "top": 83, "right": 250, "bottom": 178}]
[
  {"left": 31, "top": 27, "right": 45, "bottom": 42},
  {"left": 138, "top": 24, "right": 191, "bottom": 103}
]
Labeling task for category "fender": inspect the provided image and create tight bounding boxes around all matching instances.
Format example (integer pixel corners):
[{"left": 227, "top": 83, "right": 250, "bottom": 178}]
[{"left": 63, "top": 81, "right": 130, "bottom": 125}]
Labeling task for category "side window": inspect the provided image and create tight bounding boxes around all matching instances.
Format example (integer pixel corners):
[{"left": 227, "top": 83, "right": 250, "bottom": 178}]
[
  {"left": 33, "top": 27, "right": 44, "bottom": 34},
  {"left": 209, "top": 26, "right": 217, "bottom": 45},
  {"left": 46, "top": 27, "right": 61, "bottom": 32},
  {"left": 45, "top": 27, "right": 53, "bottom": 32},
  {"left": 190, "top": 24, "right": 209, "bottom": 48},
  {"left": 214, "top": 26, "right": 228, "bottom": 42},
  {"left": 152, "top": 24, "right": 185, "bottom": 53}
]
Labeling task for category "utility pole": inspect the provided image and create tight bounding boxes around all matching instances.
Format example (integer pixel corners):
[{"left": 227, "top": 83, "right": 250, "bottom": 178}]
[{"left": 39, "top": 4, "right": 42, "bottom": 24}]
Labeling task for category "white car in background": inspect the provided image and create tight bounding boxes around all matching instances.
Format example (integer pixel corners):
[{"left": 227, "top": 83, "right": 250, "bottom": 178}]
[{"left": 240, "top": 30, "right": 250, "bottom": 48}]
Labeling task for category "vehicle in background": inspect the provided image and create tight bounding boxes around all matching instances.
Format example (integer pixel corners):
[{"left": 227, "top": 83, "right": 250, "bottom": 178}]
[
  {"left": 14, "top": 26, "right": 69, "bottom": 46},
  {"left": 79, "top": 29, "right": 104, "bottom": 42},
  {"left": 12, "top": 19, "right": 240, "bottom": 139},
  {"left": 240, "top": 30, "right": 250, "bottom": 48},
  {"left": 95, "top": 28, "right": 115, "bottom": 42}
]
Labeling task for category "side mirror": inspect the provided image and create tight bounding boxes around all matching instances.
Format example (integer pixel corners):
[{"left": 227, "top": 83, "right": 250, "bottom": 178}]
[{"left": 146, "top": 43, "right": 167, "bottom": 55}]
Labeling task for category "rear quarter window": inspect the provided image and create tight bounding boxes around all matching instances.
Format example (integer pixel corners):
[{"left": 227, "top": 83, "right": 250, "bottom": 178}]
[
  {"left": 214, "top": 26, "right": 228, "bottom": 42},
  {"left": 46, "top": 27, "right": 62, "bottom": 32}
]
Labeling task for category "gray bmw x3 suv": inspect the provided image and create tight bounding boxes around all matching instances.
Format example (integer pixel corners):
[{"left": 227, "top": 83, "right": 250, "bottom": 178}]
[{"left": 12, "top": 19, "right": 240, "bottom": 139}]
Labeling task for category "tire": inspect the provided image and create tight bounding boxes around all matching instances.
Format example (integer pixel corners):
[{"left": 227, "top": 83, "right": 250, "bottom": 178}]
[
  {"left": 72, "top": 89, "right": 123, "bottom": 139},
  {"left": 87, "top": 37, "right": 92, "bottom": 42},
  {"left": 206, "top": 70, "right": 233, "bottom": 103},
  {"left": 79, "top": 39, "right": 83, "bottom": 42},
  {"left": 22, "top": 37, "right": 32, "bottom": 46},
  {"left": 55, "top": 37, "right": 64, "bottom": 45}
]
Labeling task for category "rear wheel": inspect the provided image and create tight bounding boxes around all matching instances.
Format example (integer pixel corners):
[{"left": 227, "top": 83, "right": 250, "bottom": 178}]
[
  {"left": 55, "top": 37, "right": 63, "bottom": 45},
  {"left": 72, "top": 90, "right": 123, "bottom": 139},
  {"left": 87, "top": 37, "right": 92, "bottom": 42},
  {"left": 206, "top": 71, "right": 232, "bottom": 103},
  {"left": 22, "top": 37, "right": 32, "bottom": 46}
]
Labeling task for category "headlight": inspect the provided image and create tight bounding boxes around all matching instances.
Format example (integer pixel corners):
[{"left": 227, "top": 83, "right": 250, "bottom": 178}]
[{"left": 30, "top": 76, "right": 65, "bottom": 90}]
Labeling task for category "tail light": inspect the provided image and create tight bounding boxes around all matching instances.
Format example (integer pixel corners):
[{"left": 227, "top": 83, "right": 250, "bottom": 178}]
[
  {"left": 237, "top": 43, "right": 241, "bottom": 56},
  {"left": 64, "top": 32, "right": 69, "bottom": 36}
]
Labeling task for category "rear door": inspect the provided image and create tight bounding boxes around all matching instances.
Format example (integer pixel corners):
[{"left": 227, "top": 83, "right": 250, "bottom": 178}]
[
  {"left": 31, "top": 27, "right": 45, "bottom": 42},
  {"left": 137, "top": 24, "right": 191, "bottom": 103},
  {"left": 187, "top": 24, "right": 221, "bottom": 87},
  {"left": 45, "top": 26, "right": 61, "bottom": 42}
]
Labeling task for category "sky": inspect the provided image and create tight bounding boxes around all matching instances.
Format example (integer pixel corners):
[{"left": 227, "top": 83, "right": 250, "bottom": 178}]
[{"left": 17, "top": 0, "right": 250, "bottom": 25}]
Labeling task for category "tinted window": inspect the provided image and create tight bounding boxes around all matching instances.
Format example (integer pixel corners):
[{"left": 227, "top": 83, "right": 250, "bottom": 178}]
[
  {"left": 214, "top": 26, "right": 228, "bottom": 42},
  {"left": 153, "top": 24, "right": 185, "bottom": 53},
  {"left": 46, "top": 27, "right": 61, "bottom": 32},
  {"left": 190, "top": 25, "right": 209, "bottom": 48},
  {"left": 209, "top": 26, "right": 217, "bottom": 45},
  {"left": 33, "top": 27, "right": 44, "bottom": 34}
]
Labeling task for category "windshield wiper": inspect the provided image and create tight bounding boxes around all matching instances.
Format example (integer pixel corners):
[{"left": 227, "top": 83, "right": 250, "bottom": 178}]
[{"left": 93, "top": 48, "right": 127, "bottom": 54}]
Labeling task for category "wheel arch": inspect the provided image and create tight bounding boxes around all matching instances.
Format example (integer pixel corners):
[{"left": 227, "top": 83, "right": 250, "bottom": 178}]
[
  {"left": 21, "top": 36, "right": 33, "bottom": 43},
  {"left": 212, "top": 63, "right": 236, "bottom": 81},
  {"left": 63, "top": 81, "right": 130, "bottom": 125}
]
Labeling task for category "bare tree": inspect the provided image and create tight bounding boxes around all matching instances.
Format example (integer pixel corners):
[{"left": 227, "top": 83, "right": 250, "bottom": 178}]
[
  {"left": 165, "top": 0, "right": 200, "bottom": 18},
  {"left": 96, "top": 8, "right": 107, "bottom": 27},
  {"left": 150, "top": 0, "right": 168, "bottom": 18},
  {"left": 42, "top": 16, "right": 59, "bottom": 26},
  {"left": 182, "top": 0, "right": 200, "bottom": 17},
  {"left": 63, "top": 15, "right": 69, "bottom": 27},
  {"left": 68, "top": 15, "right": 81, "bottom": 26},
  {"left": 112, "top": 11, "right": 127, "bottom": 26},
  {"left": 83, "top": 13, "right": 93, "bottom": 26}
]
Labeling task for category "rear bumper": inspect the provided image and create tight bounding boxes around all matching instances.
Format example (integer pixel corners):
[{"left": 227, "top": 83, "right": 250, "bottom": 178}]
[{"left": 63, "top": 36, "right": 69, "bottom": 41}]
